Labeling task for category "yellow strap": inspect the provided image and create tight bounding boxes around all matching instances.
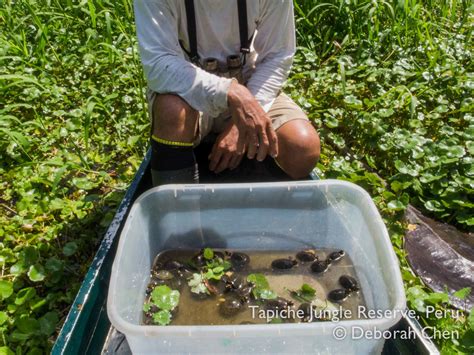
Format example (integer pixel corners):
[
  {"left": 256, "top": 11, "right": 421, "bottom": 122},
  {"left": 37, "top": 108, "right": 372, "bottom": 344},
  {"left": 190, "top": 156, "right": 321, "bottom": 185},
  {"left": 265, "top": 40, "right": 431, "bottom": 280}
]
[{"left": 151, "top": 135, "right": 193, "bottom": 147}]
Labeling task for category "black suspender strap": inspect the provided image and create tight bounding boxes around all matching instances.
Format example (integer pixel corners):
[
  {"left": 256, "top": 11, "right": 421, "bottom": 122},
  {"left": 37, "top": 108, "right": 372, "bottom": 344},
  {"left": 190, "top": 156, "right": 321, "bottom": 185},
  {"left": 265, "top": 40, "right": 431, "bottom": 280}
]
[
  {"left": 180, "top": 0, "right": 252, "bottom": 66},
  {"left": 183, "top": 0, "right": 199, "bottom": 63},
  {"left": 237, "top": 0, "right": 250, "bottom": 55}
]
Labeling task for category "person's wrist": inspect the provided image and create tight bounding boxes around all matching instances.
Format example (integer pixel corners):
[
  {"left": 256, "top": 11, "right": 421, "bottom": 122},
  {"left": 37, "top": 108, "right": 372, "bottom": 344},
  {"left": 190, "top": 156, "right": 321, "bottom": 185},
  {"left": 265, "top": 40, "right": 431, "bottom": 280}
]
[{"left": 227, "top": 78, "right": 240, "bottom": 107}]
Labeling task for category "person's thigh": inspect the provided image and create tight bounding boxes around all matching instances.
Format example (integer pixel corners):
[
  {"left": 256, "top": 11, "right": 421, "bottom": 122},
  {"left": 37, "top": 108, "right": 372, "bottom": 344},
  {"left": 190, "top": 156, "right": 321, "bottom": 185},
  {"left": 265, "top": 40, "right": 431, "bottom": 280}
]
[{"left": 267, "top": 92, "right": 310, "bottom": 131}]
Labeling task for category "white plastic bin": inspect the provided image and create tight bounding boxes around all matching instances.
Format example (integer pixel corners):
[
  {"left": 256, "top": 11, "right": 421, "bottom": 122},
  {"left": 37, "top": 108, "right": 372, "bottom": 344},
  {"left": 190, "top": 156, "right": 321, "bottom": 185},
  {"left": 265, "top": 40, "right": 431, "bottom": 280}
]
[{"left": 107, "top": 180, "right": 406, "bottom": 354}]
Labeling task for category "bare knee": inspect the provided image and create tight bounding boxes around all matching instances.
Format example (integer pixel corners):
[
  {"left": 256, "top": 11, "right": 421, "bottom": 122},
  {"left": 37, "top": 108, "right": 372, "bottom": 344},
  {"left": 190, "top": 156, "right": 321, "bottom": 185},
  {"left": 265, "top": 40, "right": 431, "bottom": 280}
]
[
  {"left": 276, "top": 120, "right": 320, "bottom": 179},
  {"left": 152, "top": 94, "right": 198, "bottom": 142}
]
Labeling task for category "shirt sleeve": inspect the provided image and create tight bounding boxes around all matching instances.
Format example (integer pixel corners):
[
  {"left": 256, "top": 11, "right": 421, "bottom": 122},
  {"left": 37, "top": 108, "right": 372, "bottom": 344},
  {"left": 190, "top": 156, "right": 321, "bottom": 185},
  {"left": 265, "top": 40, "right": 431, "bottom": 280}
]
[
  {"left": 246, "top": 0, "right": 296, "bottom": 112},
  {"left": 133, "top": 0, "right": 233, "bottom": 117}
]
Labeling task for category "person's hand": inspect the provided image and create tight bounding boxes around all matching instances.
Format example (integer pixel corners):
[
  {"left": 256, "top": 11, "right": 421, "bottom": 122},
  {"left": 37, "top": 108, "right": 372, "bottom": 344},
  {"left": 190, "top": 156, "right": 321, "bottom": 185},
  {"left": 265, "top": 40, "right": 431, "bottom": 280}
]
[
  {"left": 208, "top": 121, "right": 244, "bottom": 173},
  {"left": 227, "top": 80, "right": 278, "bottom": 161}
]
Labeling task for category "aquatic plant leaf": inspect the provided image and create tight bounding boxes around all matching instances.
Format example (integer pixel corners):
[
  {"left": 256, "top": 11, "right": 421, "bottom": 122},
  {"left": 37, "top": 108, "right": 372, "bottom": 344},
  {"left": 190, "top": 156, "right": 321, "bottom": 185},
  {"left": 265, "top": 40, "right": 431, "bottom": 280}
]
[
  {"left": 406, "top": 286, "right": 428, "bottom": 312},
  {"left": 425, "top": 292, "right": 450, "bottom": 305},
  {"left": 27, "top": 264, "right": 45, "bottom": 282},
  {"left": 468, "top": 310, "right": 474, "bottom": 331},
  {"left": 301, "top": 283, "right": 316, "bottom": 298},
  {"left": 344, "top": 95, "right": 362, "bottom": 107},
  {"left": 247, "top": 273, "right": 270, "bottom": 290},
  {"left": 453, "top": 287, "right": 471, "bottom": 300},
  {"left": 222, "top": 260, "right": 232, "bottom": 271},
  {"left": 203, "top": 268, "right": 223, "bottom": 281},
  {"left": 150, "top": 285, "right": 180, "bottom": 311},
  {"left": 0, "top": 312, "right": 8, "bottom": 326},
  {"left": 212, "top": 266, "right": 224, "bottom": 273},
  {"left": 259, "top": 289, "right": 277, "bottom": 300},
  {"left": 188, "top": 273, "right": 208, "bottom": 294},
  {"left": 38, "top": 312, "right": 58, "bottom": 336},
  {"left": 269, "top": 317, "right": 283, "bottom": 324},
  {"left": 0, "top": 347, "right": 15, "bottom": 355},
  {"left": 247, "top": 273, "right": 276, "bottom": 300},
  {"left": 14, "top": 287, "right": 36, "bottom": 305},
  {"left": 0, "top": 281, "right": 13, "bottom": 300},
  {"left": 387, "top": 200, "right": 406, "bottom": 211},
  {"left": 62, "top": 242, "right": 78, "bottom": 256},
  {"left": 289, "top": 284, "right": 317, "bottom": 303},
  {"left": 188, "top": 273, "right": 203, "bottom": 287},
  {"left": 203, "top": 248, "right": 214, "bottom": 260},
  {"left": 289, "top": 291, "right": 307, "bottom": 304},
  {"left": 15, "top": 316, "right": 39, "bottom": 335},
  {"left": 152, "top": 310, "right": 172, "bottom": 326},
  {"left": 205, "top": 255, "right": 230, "bottom": 277}
]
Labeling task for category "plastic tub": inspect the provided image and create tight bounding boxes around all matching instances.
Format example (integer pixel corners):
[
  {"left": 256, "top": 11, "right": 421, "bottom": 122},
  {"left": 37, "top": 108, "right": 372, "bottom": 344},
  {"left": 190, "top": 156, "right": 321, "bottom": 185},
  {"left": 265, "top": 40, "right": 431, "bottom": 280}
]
[{"left": 107, "top": 180, "right": 406, "bottom": 354}]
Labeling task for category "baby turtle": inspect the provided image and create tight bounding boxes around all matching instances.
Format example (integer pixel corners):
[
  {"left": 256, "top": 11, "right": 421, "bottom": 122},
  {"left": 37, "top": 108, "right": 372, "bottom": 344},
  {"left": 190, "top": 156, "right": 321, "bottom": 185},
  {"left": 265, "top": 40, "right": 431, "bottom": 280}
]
[
  {"left": 264, "top": 297, "right": 294, "bottom": 312},
  {"left": 328, "top": 250, "right": 345, "bottom": 262},
  {"left": 328, "top": 288, "right": 349, "bottom": 303},
  {"left": 298, "top": 302, "right": 313, "bottom": 322},
  {"left": 176, "top": 265, "right": 194, "bottom": 280},
  {"left": 339, "top": 275, "right": 359, "bottom": 292},
  {"left": 205, "top": 278, "right": 226, "bottom": 294},
  {"left": 149, "top": 269, "right": 182, "bottom": 290},
  {"left": 310, "top": 260, "right": 330, "bottom": 273},
  {"left": 162, "top": 260, "right": 184, "bottom": 271},
  {"left": 271, "top": 258, "right": 298, "bottom": 270},
  {"left": 235, "top": 284, "right": 255, "bottom": 303},
  {"left": 230, "top": 252, "right": 250, "bottom": 270},
  {"left": 296, "top": 250, "right": 317, "bottom": 262},
  {"left": 214, "top": 251, "right": 225, "bottom": 260},
  {"left": 219, "top": 297, "right": 243, "bottom": 317},
  {"left": 153, "top": 270, "right": 174, "bottom": 280},
  {"left": 221, "top": 274, "right": 246, "bottom": 291},
  {"left": 192, "top": 251, "right": 207, "bottom": 268}
]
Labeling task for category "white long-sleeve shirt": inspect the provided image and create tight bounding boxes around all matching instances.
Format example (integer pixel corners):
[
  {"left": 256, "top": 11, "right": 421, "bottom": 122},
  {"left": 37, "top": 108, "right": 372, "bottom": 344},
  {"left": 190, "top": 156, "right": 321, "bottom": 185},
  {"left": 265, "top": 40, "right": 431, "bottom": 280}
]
[{"left": 134, "top": 0, "right": 296, "bottom": 117}]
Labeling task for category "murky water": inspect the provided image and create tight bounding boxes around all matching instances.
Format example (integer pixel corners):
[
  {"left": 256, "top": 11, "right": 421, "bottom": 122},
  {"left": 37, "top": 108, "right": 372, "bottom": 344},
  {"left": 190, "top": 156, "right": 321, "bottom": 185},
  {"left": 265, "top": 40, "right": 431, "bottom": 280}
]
[{"left": 142, "top": 249, "right": 367, "bottom": 325}]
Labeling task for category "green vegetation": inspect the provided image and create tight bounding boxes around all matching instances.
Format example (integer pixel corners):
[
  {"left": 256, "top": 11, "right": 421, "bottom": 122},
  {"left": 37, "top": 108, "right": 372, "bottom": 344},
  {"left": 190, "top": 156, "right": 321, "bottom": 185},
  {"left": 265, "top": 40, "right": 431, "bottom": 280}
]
[
  {"left": 290, "top": 0, "right": 473, "bottom": 230},
  {"left": 1, "top": 0, "right": 148, "bottom": 352},
  {"left": 143, "top": 285, "right": 180, "bottom": 326},
  {"left": 247, "top": 273, "right": 277, "bottom": 300},
  {"left": 287, "top": 0, "right": 473, "bottom": 353},
  {"left": 289, "top": 283, "right": 317, "bottom": 303},
  {"left": 187, "top": 251, "right": 232, "bottom": 295},
  {"left": 0, "top": 0, "right": 472, "bottom": 353}
]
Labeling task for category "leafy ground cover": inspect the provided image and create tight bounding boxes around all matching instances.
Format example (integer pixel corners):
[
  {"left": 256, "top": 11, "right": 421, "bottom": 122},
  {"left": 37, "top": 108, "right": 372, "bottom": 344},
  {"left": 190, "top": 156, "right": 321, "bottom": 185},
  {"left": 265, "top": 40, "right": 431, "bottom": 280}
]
[
  {"left": 287, "top": 0, "right": 473, "bottom": 353},
  {"left": 0, "top": 0, "right": 472, "bottom": 353},
  {"left": 0, "top": 1, "right": 148, "bottom": 352}
]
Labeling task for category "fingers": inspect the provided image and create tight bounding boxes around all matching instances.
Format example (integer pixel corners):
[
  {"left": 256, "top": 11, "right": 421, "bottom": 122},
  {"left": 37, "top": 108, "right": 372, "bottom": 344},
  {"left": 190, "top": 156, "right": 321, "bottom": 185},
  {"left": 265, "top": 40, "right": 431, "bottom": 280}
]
[
  {"left": 209, "top": 143, "right": 244, "bottom": 173},
  {"left": 247, "top": 119, "right": 275, "bottom": 161},
  {"left": 246, "top": 133, "right": 258, "bottom": 160},
  {"left": 255, "top": 124, "right": 270, "bottom": 162},
  {"left": 209, "top": 148, "right": 242, "bottom": 173},
  {"left": 229, "top": 151, "right": 243, "bottom": 170},
  {"left": 214, "top": 153, "right": 232, "bottom": 174},
  {"left": 208, "top": 145, "right": 222, "bottom": 172},
  {"left": 236, "top": 132, "right": 246, "bottom": 157},
  {"left": 267, "top": 124, "right": 278, "bottom": 158},
  {"left": 233, "top": 135, "right": 245, "bottom": 170}
]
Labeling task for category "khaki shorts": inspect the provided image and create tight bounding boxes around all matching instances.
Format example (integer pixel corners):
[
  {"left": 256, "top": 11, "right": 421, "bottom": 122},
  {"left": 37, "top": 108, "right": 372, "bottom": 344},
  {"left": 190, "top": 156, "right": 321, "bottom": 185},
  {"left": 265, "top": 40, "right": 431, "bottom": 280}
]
[{"left": 147, "top": 91, "right": 309, "bottom": 145}]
